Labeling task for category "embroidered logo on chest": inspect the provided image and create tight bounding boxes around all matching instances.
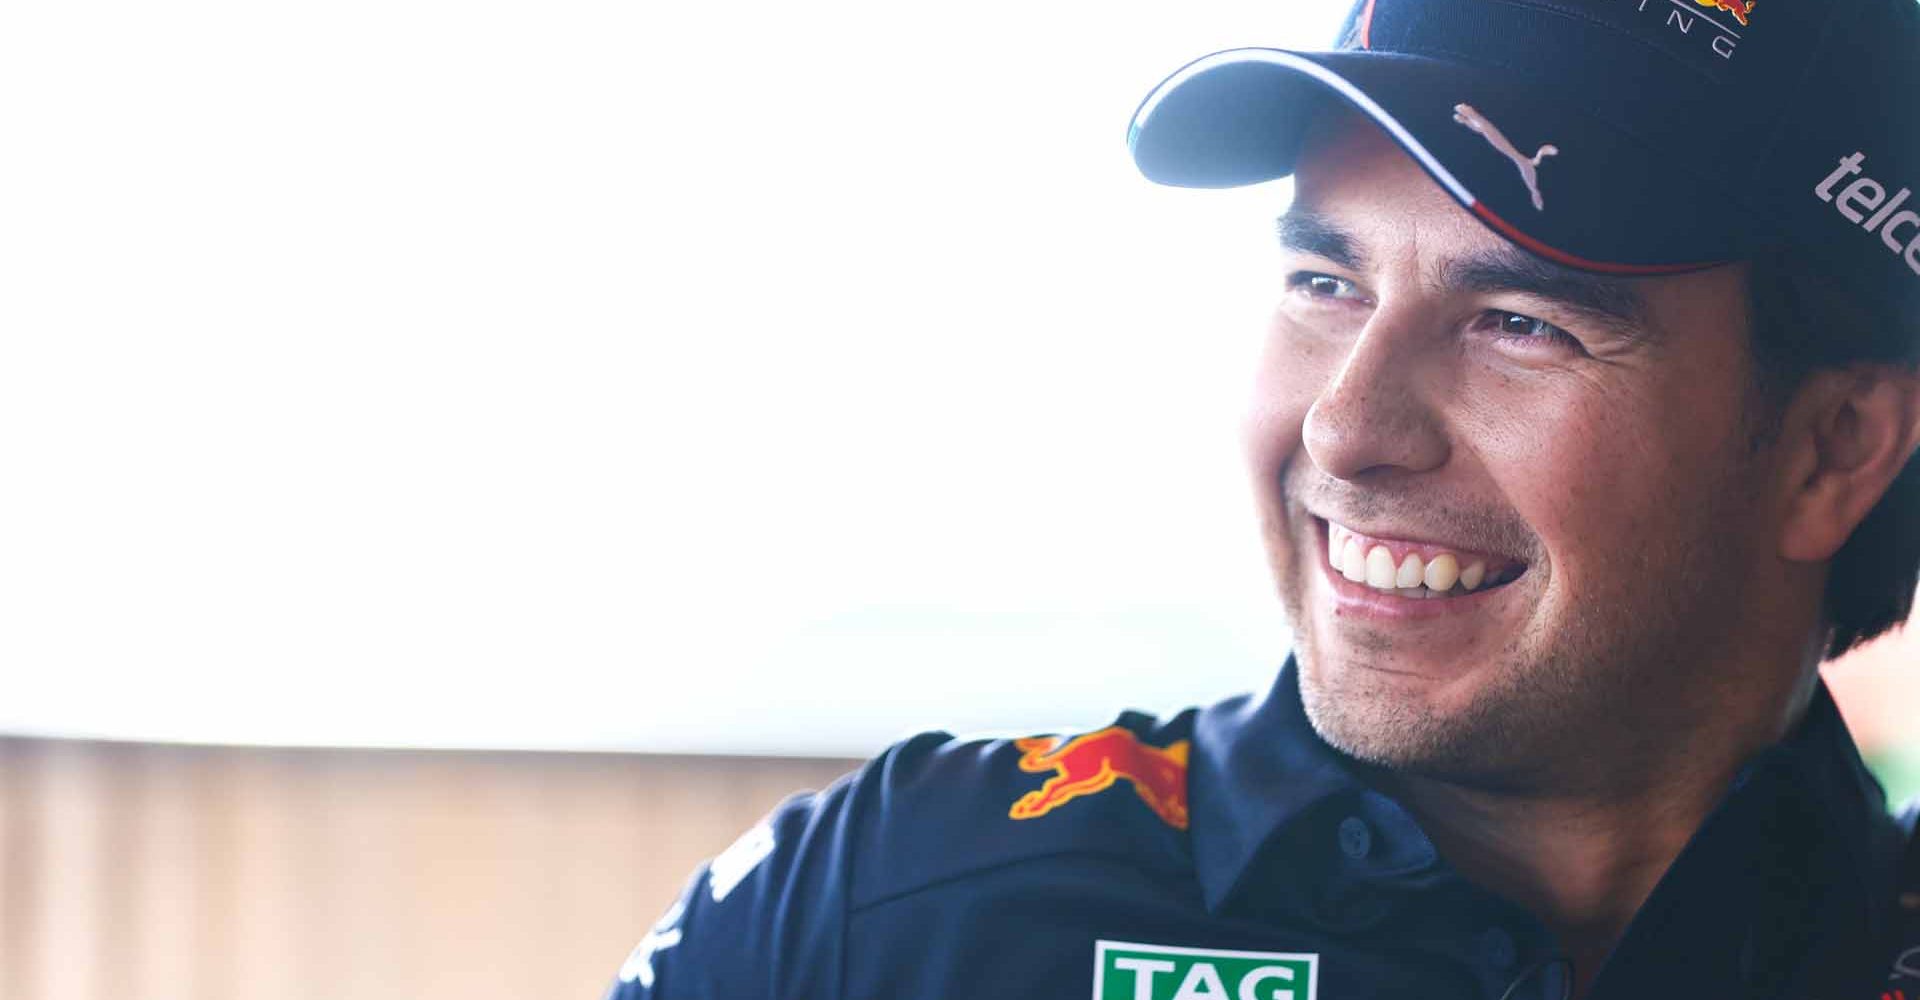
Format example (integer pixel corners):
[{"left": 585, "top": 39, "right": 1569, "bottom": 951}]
[{"left": 1094, "top": 940, "right": 1319, "bottom": 1000}]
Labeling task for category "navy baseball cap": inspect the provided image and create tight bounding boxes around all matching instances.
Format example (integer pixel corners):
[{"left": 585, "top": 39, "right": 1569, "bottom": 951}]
[{"left": 1129, "top": 0, "right": 1920, "bottom": 318}]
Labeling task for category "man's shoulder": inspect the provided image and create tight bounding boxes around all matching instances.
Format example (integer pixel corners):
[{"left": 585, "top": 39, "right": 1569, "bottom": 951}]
[
  {"left": 842, "top": 706, "right": 1202, "bottom": 908},
  {"left": 603, "top": 705, "right": 1216, "bottom": 999}
]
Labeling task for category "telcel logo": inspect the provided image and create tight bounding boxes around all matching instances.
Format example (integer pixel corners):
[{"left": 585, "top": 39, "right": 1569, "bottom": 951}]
[
  {"left": 1095, "top": 941, "right": 1318, "bottom": 1000},
  {"left": 1816, "top": 151, "right": 1920, "bottom": 277}
]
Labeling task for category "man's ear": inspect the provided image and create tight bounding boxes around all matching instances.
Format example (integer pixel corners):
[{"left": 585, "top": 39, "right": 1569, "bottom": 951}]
[{"left": 1777, "top": 364, "right": 1920, "bottom": 563}]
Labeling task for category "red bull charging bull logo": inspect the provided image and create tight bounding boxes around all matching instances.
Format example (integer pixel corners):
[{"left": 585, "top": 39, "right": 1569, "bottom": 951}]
[
  {"left": 1694, "top": 0, "right": 1755, "bottom": 26},
  {"left": 1008, "top": 726, "right": 1191, "bottom": 830}
]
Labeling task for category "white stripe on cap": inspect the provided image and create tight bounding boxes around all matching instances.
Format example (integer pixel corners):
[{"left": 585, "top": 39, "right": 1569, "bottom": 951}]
[{"left": 1132, "top": 48, "right": 1478, "bottom": 207}]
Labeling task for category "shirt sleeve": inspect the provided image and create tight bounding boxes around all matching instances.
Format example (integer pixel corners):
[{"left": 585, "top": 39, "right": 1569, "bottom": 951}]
[{"left": 600, "top": 773, "right": 860, "bottom": 1000}]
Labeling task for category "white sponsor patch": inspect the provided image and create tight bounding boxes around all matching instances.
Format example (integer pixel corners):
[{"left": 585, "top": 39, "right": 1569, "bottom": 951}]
[
  {"left": 617, "top": 899, "right": 685, "bottom": 988},
  {"left": 1095, "top": 940, "right": 1319, "bottom": 1000},
  {"left": 707, "top": 821, "right": 776, "bottom": 903}
]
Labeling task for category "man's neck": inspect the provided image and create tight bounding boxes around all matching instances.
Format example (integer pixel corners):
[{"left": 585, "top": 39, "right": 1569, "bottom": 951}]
[
  {"left": 1369, "top": 663, "right": 1822, "bottom": 997},
  {"left": 1379, "top": 769, "right": 1724, "bottom": 993}
]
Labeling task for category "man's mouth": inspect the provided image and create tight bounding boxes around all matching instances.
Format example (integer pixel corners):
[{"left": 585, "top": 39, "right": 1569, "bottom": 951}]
[{"left": 1316, "top": 517, "right": 1528, "bottom": 601}]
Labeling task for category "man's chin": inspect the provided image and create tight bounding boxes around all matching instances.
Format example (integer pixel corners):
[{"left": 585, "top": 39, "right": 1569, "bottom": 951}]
[
  {"left": 1301, "top": 638, "right": 1485, "bottom": 703},
  {"left": 1295, "top": 644, "right": 1520, "bottom": 777}
]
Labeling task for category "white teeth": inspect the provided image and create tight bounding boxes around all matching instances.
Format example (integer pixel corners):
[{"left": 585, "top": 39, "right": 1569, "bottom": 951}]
[
  {"left": 1395, "top": 553, "right": 1424, "bottom": 588},
  {"left": 1365, "top": 546, "right": 1398, "bottom": 589},
  {"left": 1341, "top": 538, "right": 1367, "bottom": 582},
  {"left": 1326, "top": 521, "right": 1521, "bottom": 598}
]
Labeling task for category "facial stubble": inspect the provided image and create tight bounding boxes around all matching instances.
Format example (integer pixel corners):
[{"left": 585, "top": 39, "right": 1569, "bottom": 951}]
[{"left": 1269, "top": 451, "right": 1765, "bottom": 797}]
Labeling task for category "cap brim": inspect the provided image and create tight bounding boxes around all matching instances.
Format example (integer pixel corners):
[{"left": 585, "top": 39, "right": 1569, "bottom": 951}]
[{"left": 1128, "top": 49, "right": 1763, "bottom": 274}]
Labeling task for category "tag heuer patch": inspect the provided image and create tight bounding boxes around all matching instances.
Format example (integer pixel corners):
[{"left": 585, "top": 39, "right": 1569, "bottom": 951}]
[{"left": 1094, "top": 940, "right": 1318, "bottom": 1000}]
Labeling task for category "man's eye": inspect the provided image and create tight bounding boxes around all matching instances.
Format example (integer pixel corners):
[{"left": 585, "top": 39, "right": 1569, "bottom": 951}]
[
  {"left": 1489, "top": 311, "right": 1577, "bottom": 347},
  {"left": 1289, "top": 272, "right": 1364, "bottom": 301}
]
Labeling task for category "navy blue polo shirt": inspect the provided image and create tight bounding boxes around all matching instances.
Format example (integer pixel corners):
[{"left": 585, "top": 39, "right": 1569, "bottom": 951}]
[{"left": 604, "top": 656, "right": 1906, "bottom": 999}]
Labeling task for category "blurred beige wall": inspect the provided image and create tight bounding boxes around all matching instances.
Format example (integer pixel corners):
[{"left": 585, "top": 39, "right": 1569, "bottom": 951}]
[
  {"left": 0, "top": 738, "right": 856, "bottom": 1000},
  {"left": 0, "top": 626, "right": 1912, "bottom": 1000}
]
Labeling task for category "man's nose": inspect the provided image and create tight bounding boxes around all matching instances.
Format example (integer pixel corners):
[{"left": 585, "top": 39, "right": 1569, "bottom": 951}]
[{"left": 1300, "top": 310, "right": 1450, "bottom": 481}]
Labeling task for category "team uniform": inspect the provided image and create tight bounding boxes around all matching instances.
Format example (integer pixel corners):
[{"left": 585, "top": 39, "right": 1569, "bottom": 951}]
[
  {"left": 605, "top": 0, "right": 1920, "bottom": 992},
  {"left": 603, "top": 657, "right": 1916, "bottom": 999}
]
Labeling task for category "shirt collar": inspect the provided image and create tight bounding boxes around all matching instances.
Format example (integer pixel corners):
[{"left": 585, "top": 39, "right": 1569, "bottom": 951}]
[
  {"left": 1591, "top": 676, "right": 1904, "bottom": 994},
  {"left": 1189, "top": 653, "right": 1903, "bottom": 976},
  {"left": 1189, "top": 653, "right": 1381, "bottom": 913}
]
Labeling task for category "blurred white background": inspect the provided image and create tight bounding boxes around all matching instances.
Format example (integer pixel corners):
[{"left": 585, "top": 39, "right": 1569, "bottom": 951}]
[
  {"left": 0, "top": 2, "right": 1355, "bottom": 754},
  {"left": 5, "top": 11, "right": 1916, "bottom": 1000}
]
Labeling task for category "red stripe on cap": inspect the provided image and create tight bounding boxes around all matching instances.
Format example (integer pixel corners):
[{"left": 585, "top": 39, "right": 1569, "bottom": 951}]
[
  {"left": 1469, "top": 202, "right": 1722, "bottom": 276},
  {"left": 1355, "top": 0, "right": 1377, "bottom": 49}
]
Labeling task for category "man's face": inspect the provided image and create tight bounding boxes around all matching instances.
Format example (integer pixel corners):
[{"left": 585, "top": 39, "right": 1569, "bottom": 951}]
[{"left": 1254, "top": 112, "right": 1781, "bottom": 792}]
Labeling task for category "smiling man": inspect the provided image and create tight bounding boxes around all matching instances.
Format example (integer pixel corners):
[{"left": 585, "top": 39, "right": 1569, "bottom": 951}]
[
  {"left": 604, "top": 1, "right": 1920, "bottom": 997},
  {"left": 1251, "top": 109, "right": 1911, "bottom": 993}
]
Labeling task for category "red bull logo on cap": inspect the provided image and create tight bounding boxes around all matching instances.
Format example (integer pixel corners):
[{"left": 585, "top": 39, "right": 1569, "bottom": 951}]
[
  {"left": 1008, "top": 726, "right": 1191, "bottom": 830},
  {"left": 1605, "top": 0, "right": 1746, "bottom": 60},
  {"left": 1694, "top": 0, "right": 1755, "bottom": 26}
]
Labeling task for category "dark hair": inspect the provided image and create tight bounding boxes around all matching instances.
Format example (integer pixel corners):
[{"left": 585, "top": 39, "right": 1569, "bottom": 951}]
[{"left": 1744, "top": 248, "right": 1920, "bottom": 659}]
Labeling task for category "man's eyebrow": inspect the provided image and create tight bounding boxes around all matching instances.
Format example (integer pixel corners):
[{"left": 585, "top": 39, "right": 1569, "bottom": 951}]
[
  {"left": 1276, "top": 209, "right": 1655, "bottom": 338},
  {"left": 1439, "top": 247, "right": 1653, "bottom": 337},
  {"left": 1275, "top": 211, "right": 1368, "bottom": 271}
]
